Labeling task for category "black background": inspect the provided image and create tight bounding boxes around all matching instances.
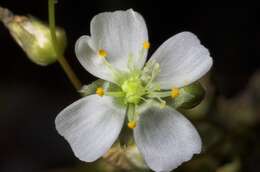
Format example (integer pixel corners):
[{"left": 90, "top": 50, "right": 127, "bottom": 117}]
[{"left": 0, "top": 1, "right": 257, "bottom": 172}]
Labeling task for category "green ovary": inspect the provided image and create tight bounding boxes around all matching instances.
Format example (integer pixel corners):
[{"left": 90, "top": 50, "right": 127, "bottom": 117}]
[{"left": 121, "top": 76, "right": 146, "bottom": 104}]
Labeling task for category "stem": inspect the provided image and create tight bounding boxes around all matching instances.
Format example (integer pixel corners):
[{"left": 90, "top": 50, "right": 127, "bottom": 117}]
[
  {"left": 48, "top": 0, "right": 60, "bottom": 56},
  {"left": 58, "top": 56, "right": 82, "bottom": 90},
  {"left": 48, "top": 0, "right": 82, "bottom": 90}
]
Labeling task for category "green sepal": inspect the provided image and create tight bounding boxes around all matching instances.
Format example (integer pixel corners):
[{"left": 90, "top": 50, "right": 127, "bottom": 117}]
[
  {"left": 166, "top": 82, "right": 205, "bottom": 109},
  {"left": 79, "top": 79, "right": 106, "bottom": 97},
  {"left": 79, "top": 79, "right": 121, "bottom": 97}
]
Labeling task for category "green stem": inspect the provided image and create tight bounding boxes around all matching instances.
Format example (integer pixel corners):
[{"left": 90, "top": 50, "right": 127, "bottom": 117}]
[
  {"left": 58, "top": 56, "right": 82, "bottom": 90},
  {"left": 48, "top": 0, "right": 60, "bottom": 56},
  {"left": 48, "top": 0, "right": 82, "bottom": 90}
]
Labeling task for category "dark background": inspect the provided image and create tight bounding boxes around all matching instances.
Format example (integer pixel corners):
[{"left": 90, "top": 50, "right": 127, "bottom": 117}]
[{"left": 0, "top": 1, "right": 257, "bottom": 172}]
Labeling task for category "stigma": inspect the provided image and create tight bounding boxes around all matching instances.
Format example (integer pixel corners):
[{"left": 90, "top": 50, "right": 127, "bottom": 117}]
[
  {"left": 171, "top": 87, "right": 180, "bottom": 98},
  {"left": 128, "top": 121, "right": 137, "bottom": 129},
  {"left": 98, "top": 49, "right": 107, "bottom": 58},
  {"left": 121, "top": 75, "right": 145, "bottom": 104},
  {"left": 96, "top": 87, "right": 105, "bottom": 96}
]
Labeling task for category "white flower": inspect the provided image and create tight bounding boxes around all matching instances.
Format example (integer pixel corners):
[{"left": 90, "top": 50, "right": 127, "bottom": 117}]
[{"left": 55, "top": 9, "right": 213, "bottom": 172}]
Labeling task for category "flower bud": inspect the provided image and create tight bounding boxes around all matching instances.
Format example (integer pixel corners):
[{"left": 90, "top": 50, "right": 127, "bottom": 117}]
[
  {"left": 166, "top": 82, "right": 205, "bottom": 109},
  {"left": 0, "top": 6, "right": 67, "bottom": 66}
]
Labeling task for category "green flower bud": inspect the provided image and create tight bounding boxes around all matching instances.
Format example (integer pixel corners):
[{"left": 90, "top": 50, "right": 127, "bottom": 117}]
[
  {"left": 0, "top": 6, "right": 67, "bottom": 66},
  {"left": 166, "top": 82, "right": 205, "bottom": 109}
]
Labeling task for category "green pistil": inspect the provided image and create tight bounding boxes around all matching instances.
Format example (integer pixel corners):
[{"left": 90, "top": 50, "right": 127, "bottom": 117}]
[
  {"left": 103, "top": 59, "right": 176, "bottom": 109},
  {"left": 121, "top": 75, "right": 146, "bottom": 104}
]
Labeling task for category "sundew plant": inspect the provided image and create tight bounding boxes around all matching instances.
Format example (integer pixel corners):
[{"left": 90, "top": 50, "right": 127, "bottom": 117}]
[{"left": 2, "top": 1, "right": 239, "bottom": 172}]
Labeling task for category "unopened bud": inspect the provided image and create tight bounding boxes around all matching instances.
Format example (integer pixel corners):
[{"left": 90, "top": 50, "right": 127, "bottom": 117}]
[{"left": 0, "top": 6, "right": 67, "bottom": 66}]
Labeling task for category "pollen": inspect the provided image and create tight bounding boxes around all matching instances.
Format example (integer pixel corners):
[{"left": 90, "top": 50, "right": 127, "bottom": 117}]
[
  {"left": 128, "top": 121, "right": 137, "bottom": 129},
  {"left": 171, "top": 87, "right": 180, "bottom": 98},
  {"left": 96, "top": 87, "right": 105, "bottom": 96},
  {"left": 98, "top": 49, "right": 107, "bottom": 58},
  {"left": 143, "top": 41, "right": 150, "bottom": 49}
]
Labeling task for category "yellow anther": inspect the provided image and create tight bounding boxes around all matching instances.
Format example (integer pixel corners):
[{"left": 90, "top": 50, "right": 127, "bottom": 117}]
[
  {"left": 171, "top": 87, "right": 180, "bottom": 98},
  {"left": 96, "top": 87, "right": 105, "bottom": 96},
  {"left": 128, "top": 121, "right": 137, "bottom": 129},
  {"left": 98, "top": 49, "right": 107, "bottom": 58},
  {"left": 143, "top": 41, "right": 150, "bottom": 49}
]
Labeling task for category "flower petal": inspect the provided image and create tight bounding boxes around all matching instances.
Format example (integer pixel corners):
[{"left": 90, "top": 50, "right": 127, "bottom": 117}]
[
  {"left": 55, "top": 95, "right": 125, "bottom": 162},
  {"left": 90, "top": 9, "right": 148, "bottom": 70},
  {"left": 134, "top": 106, "right": 202, "bottom": 172},
  {"left": 149, "top": 32, "right": 213, "bottom": 89},
  {"left": 75, "top": 35, "right": 117, "bottom": 83}
]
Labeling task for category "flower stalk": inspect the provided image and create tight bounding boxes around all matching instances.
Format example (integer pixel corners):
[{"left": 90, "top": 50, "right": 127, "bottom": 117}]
[{"left": 48, "top": 0, "right": 82, "bottom": 90}]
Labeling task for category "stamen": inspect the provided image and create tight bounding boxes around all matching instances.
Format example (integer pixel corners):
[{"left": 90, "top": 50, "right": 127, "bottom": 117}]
[
  {"left": 155, "top": 97, "right": 166, "bottom": 109},
  {"left": 128, "top": 121, "right": 137, "bottom": 129},
  {"left": 143, "top": 41, "right": 150, "bottom": 49},
  {"left": 96, "top": 87, "right": 104, "bottom": 96},
  {"left": 148, "top": 91, "right": 171, "bottom": 98},
  {"left": 160, "top": 102, "right": 166, "bottom": 109},
  {"left": 105, "top": 91, "right": 124, "bottom": 97},
  {"left": 171, "top": 87, "right": 180, "bottom": 98},
  {"left": 140, "top": 96, "right": 149, "bottom": 103},
  {"left": 102, "top": 59, "right": 122, "bottom": 85},
  {"left": 126, "top": 104, "right": 137, "bottom": 129},
  {"left": 127, "top": 53, "right": 135, "bottom": 71},
  {"left": 98, "top": 49, "right": 107, "bottom": 58}
]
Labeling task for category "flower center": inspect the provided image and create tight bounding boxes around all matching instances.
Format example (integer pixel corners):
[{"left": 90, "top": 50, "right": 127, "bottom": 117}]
[
  {"left": 121, "top": 75, "right": 145, "bottom": 104},
  {"left": 94, "top": 59, "right": 181, "bottom": 129}
]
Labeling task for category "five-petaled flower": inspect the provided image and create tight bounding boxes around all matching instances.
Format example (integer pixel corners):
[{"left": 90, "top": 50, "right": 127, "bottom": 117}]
[{"left": 55, "top": 9, "right": 213, "bottom": 172}]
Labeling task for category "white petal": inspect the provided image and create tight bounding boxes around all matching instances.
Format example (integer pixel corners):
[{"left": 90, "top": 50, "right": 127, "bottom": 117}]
[
  {"left": 90, "top": 9, "right": 148, "bottom": 70},
  {"left": 149, "top": 32, "right": 213, "bottom": 89},
  {"left": 55, "top": 95, "right": 125, "bottom": 162},
  {"left": 75, "top": 35, "right": 117, "bottom": 83},
  {"left": 134, "top": 106, "right": 202, "bottom": 172}
]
